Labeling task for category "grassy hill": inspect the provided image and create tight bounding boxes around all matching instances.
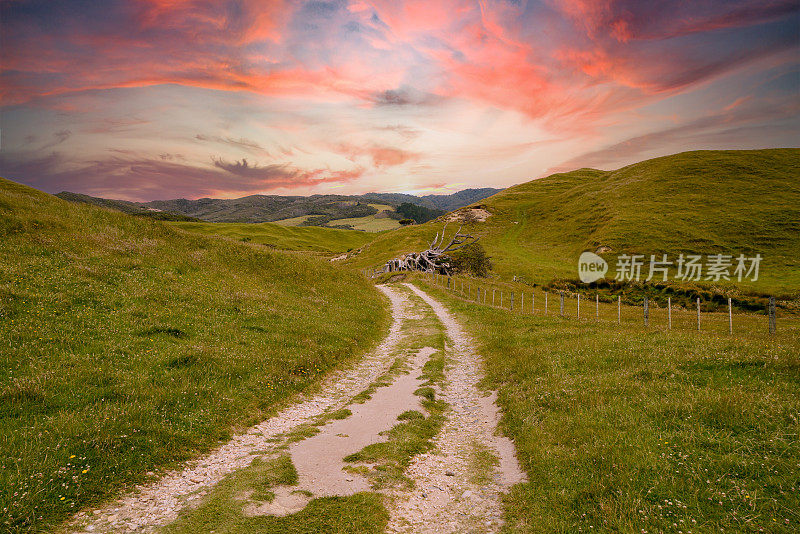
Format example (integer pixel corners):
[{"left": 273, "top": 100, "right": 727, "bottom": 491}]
[
  {"left": 0, "top": 178, "right": 388, "bottom": 532},
  {"left": 350, "top": 149, "right": 800, "bottom": 296},
  {"left": 55, "top": 192, "right": 200, "bottom": 222},
  {"left": 170, "top": 221, "right": 376, "bottom": 254}
]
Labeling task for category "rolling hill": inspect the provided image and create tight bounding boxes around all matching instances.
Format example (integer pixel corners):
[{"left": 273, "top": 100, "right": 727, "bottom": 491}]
[
  {"left": 55, "top": 192, "right": 201, "bottom": 222},
  {"left": 349, "top": 149, "right": 800, "bottom": 295},
  {"left": 55, "top": 188, "right": 502, "bottom": 227},
  {"left": 0, "top": 178, "right": 388, "bottom": 532}
]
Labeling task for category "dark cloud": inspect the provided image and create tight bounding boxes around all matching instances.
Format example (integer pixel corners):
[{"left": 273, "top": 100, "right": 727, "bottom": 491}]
[
  {"left": 158, "top": 153, "right": 185, "bottom": 161},
  {"left": 553, "top": 0, "right": 800, "bottom": 43},
  {"left": 372, "top": 87, "right": 440, "bottom": 107},
  {"left": 212, "top": 157, "right": 294, "bottom": 180},
  {"left": 53, "top": 129, "right": 71, "bottom": 143},
  {"left": 0, "top": 151, "right": 363, "bottom": 201},
  {"left": 35, "top": 129, "right": 72, "bottom": 149}
]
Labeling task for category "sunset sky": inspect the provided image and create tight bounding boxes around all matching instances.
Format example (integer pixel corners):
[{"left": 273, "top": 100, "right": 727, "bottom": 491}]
[{"left": 1, "top": 0, "right": 798, "bottom": 201}]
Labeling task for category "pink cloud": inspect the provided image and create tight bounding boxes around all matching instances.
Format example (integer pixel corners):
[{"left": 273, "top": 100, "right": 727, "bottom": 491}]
[{"left": 336, "top": 143, "right": 421, "bottom": 168}]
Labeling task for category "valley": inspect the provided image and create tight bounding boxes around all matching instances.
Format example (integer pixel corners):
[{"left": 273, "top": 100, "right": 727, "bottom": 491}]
[{"left": 2, "top": 148, "right": 799, "bottom": 533}]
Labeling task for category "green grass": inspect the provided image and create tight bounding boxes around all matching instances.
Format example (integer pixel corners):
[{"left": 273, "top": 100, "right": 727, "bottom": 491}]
[
  {"left": 162, "top": 451, "right": 387, "bottom": 534},
  {"left": 272, "top": 215, "right": 312, "bottom": 227},
  {"left": 468, "top": 442, "right": 500, "bottom": 486},
  {"left": 164, "top": 490, "right": 387, "bottom": 534},
  {"left": 414, "top": 277, "right": 800, "bottom": 533},
  {"left": 0, "top": 178, "right": 389, "bottom": 533},
  {"left": 169, "top": 221, "right": 376, "bottom": 254},
  {"left": 350, "top": 149, "right": 800, "bottom": 296},
  {"left": 248, "top": 455, "right": 299, "bottom": 502},
  {"left": 326, "top": 214, "right": 401, "bottom": 232}
]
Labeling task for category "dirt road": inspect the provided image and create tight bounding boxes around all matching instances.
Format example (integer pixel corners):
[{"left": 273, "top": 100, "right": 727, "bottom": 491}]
[{"left": 68, "top": 283, "right": 523, "bottom": 533}]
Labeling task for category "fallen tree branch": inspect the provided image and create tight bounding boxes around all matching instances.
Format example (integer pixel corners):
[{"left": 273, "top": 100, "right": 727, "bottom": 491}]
[{"left": 376, "top": 223, "right": 479, "bottom": 276}]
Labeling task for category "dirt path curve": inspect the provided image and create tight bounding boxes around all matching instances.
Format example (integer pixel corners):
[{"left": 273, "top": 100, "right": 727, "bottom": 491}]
[
  {"left": 67, "top": 285, "right": 413, "bottom": 534},
  {"left": 385, "top": 283, "right": 526, "bottom": 533}
]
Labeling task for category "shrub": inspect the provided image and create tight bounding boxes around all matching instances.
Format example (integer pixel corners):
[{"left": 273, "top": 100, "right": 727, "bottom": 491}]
[{"left": 450, "top": 242, "right": 492, "bottom": 277}]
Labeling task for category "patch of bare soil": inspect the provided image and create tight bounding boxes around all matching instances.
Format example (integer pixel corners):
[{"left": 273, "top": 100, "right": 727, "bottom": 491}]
[{"left": 445, "top": 207, "right": 491, "bottom": 223}]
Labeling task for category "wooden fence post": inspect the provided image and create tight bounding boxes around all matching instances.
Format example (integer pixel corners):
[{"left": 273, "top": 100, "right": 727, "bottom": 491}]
[
  {"left": 643, "top": 296, "right": 649, "bottom": 327},
  {"left": 493, "top": 289, "right": 496, "bottom": 306},
  {"left": 532, "top": 291, "right": 535, "bottom": 314},
  {"left": 521, "top": 292, "right": 524, "bottom": 313},
  {"left": 596, "top": 295, "right": 599, "bottom": 318},
  {"left": 448, "top": 277, "right": 451, "bottom": 289},
  {"left": 696, "top": 298, "right": 701, "bottom": 332},
  {"left": 617, "top": 295, "right": 621, "bottom": 324},
  {"left": 728, "top": 298, "right": 733, "bottom": 334},
  {"left": 560, "top": 291, "right": 564, "bottom": 316},
  {"left": 668, "top": 297, "right": 672, "bottom": 330},
  {"left": 769, "top": 297, "right": 776, "bottom": 334}
]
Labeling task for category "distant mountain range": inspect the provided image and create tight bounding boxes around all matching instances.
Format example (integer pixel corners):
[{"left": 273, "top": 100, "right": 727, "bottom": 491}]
[{"left": 55, "top": 188, "right": 502, "bottom": 225}]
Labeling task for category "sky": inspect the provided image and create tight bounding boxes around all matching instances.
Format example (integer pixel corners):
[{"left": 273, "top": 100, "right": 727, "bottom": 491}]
[{"left": 0, "top": 0, "right": 798, "bottom": 201}]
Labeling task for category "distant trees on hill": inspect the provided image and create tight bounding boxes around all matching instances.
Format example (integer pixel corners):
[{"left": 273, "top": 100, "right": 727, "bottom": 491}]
[{"left": 395, "top": 202, "right": 444, "bottom": 224}]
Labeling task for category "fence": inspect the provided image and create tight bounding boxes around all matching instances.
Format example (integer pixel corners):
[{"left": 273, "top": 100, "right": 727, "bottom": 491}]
[{"left": 401, "top": 271, "right": 795, "bottom": 338}]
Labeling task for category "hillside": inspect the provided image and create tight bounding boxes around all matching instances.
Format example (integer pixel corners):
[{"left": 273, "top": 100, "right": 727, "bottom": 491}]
[
  {"left": 0, "top": 178, "right": 388, "bottom": 532},
  {"left": 56, "top": 188, "right": 501, "bottom": 227},
  {"left": 146, "top": 194, "right": 379, "bottom": 224},
  {"left": 363, "top": 188, "right": 503, "bottom": 211},
  {"left": 421, "top": 188, "right": 504, "bottom": 211},
  {"left": 55, "top": 192, "right": 200, "bottom": 222},
  {"left": 349, "top": 149, "right": 800, "bottom": 295},
  {"left": 170, "top": 221, "right": 375, "bottom": 254}
]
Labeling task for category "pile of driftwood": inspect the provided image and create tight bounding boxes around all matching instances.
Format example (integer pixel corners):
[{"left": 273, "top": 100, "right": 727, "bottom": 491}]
[{"left": 378, "top": 223, "right": 478, "bottom": 275}]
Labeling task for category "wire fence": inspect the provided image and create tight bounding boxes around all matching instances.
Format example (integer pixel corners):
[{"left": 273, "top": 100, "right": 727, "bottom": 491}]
[{"left": 393, "top": 271, "right": 799, "bottom": 339}]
